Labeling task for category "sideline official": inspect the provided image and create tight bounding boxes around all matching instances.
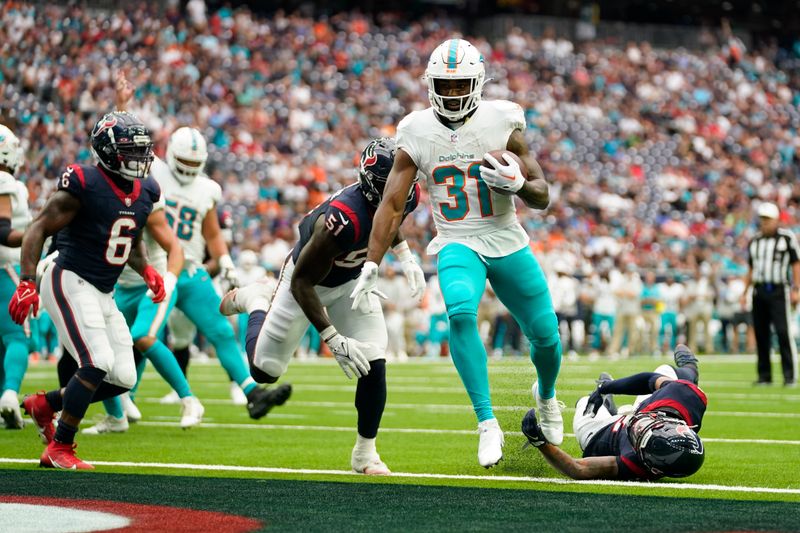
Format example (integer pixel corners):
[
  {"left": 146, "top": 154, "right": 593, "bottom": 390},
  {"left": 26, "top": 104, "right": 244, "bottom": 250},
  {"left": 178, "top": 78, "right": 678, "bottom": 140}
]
[{"left": 742, "top": 202, "right": 799, "bottom": 386}]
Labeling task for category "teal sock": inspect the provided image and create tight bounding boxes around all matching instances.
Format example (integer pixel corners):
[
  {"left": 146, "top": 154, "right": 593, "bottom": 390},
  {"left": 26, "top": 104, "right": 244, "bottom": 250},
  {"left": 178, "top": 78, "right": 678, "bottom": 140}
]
[
  {"left": 143, "top": 342, "right": 192, "bottom": 398},
  {"left": 2, "top": 338, "right": 29, "bottom": 392},
  {"left": 130, "top": 357, "right": 147, "bottom": 399},
  {"left": 449, "top": 313, "right": 494, "bottom": 422},
  {"left": 103, "top": 396, "right": 124, "bottom": 419},
  {"left": 211, "top": 334, "right": 256, "bottom": 393},
  {"left": 531, "top": 338, "right": 562, "bottom": 399}
]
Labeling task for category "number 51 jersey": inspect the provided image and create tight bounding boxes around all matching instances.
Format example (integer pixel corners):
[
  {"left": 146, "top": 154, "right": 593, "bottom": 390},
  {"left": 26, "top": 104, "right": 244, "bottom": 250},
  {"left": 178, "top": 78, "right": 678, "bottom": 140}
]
[
  {"left": 149, "top": 157, "right": 221, "bottom": 266},
  {"left": 397, "top": 99, "right": 530, "bottom": 258},
  {"left": 55, "top": 164, "right": 160, "bottom": 293}
]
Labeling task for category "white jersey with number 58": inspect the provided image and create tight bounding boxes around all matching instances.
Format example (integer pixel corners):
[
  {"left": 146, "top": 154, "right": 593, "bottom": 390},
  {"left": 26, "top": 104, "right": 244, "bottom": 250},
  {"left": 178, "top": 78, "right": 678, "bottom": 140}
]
[
  {"left": 150, "top": 157, "right": 221, "bottom": 266},
  {"left": 396, "top": 99, "right": 530, "bottom": 257}
]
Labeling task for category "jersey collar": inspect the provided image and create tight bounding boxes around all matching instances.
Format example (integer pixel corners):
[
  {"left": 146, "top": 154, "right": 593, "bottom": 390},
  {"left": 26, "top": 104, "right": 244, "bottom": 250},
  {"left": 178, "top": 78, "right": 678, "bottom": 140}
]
[{"left": 97, "top": 166, "right": 141, "bottom": 207}]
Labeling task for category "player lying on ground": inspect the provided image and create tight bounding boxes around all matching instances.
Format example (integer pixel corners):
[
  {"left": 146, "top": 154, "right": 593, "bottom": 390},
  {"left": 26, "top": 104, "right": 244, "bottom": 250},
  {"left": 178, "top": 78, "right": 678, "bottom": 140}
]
[
  {"left": 221, "top": 138, "right": 424, "bottom": 475},
  {"left": 522, "top": 344, "right": 706, "bottom": 480},
  {"left": 351, "top": 38, "right": 564, "bottom": 468},
  {"left": 11, "top": 111, "right": 165, "bottom": 469}
]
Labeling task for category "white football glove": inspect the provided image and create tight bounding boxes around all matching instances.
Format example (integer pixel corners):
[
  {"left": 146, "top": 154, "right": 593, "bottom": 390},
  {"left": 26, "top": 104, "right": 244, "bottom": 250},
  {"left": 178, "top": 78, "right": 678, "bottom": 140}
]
[
  {"left": 479, "top": 152, "right": 525, "bottom": 194},
  {"left": 393, "top": 241, "right": 426, "bottom": 302},
  {"left": 321, "top": 326, "right": 372, "bottom": 379},
  {"left": 350, "top": 261, "right": 387, "bottom": 312},
  {"left": 219, "top": 254, "right": 239, "bottom": 291}
]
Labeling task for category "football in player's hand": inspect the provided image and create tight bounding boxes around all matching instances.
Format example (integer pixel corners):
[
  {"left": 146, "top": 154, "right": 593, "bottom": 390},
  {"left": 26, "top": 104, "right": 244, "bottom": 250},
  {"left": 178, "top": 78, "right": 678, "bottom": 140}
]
[{"left": 481, "top": 150, "right": 529, "bottom": 195}]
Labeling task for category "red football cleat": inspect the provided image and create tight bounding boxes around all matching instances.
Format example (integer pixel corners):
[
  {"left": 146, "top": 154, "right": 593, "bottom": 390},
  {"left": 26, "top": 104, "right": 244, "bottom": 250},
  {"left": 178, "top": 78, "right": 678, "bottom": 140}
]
[
  {"left": 40, "top": 441, "right": 94, "bottom": 470},
  {"left": 22, "top": 391, "right": 56, "bottom": 444}
]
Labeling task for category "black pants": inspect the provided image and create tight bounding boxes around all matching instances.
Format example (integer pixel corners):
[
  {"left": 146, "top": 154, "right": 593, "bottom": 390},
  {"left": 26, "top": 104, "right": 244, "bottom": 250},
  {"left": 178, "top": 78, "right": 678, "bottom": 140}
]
[{"left": 752, "top": 286, "right": 797, "bottom": 384}]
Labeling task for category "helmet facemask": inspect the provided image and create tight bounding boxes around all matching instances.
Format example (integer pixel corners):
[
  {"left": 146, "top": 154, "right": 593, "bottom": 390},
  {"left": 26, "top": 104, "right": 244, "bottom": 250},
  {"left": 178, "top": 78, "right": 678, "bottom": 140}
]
[
  {"left": 424, "top": 38, "right": 486, "bottom": 122},
  {"left": 115, "top": 136, "right": 155, "bottom": 181}
]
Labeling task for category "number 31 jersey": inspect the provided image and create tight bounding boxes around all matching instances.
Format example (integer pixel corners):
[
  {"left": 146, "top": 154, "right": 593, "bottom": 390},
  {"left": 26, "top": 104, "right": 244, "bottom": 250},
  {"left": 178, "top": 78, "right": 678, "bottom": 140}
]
[
  {"left": 397, "top": 99, "right": 529, "bottom": 258},
  {"left": 54, "top": 164, "right": 160, "bottom": 293},
  {"left": 150, "top": 157, "right": 221, "bottom": 266}
]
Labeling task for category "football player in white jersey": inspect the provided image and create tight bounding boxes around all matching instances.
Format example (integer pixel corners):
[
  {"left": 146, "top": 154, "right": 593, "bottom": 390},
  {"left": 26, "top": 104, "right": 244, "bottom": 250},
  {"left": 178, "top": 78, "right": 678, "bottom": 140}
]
[
  {"left": 352, "top": 38, "right": 564, "bottom": 468},
  {"left": 0, "top": 125, "right": 32, "bottom": 429}
]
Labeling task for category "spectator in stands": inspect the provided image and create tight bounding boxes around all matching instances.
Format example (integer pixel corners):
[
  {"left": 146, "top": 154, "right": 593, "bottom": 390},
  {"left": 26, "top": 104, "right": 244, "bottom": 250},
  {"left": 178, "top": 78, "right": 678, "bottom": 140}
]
[{"left": 640, "top": 271, "right": 663, "bottom": 356}]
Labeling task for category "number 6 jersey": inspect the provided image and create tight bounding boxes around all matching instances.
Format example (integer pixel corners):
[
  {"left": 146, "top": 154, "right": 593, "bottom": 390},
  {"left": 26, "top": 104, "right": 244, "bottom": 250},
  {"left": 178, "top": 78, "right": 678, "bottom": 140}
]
[
  {"left": 54, "top": 164, "right": 160, "bottom": 293},
  {"left": 149, "top": 156, "right": 221, "bottom": 267},
  {"left": 396, "top": 99, "right": 530, "bottom": 258}
]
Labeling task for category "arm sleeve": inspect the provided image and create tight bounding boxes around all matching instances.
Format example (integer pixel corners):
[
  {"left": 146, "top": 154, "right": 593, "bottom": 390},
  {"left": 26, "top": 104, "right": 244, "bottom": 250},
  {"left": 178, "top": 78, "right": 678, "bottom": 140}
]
[
  {"left": 598, "top": 372, "right": 663, "bottom": 396},
  {"left": 57, "top": 164, "right": 86, "bottom": 201},
  {"left": 396, "top": 113, "right": 421, "bottom": 169}
]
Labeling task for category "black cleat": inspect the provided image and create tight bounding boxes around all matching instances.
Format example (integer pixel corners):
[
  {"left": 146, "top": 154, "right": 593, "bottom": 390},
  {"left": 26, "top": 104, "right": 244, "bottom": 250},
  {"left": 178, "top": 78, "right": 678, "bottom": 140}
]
[
  {"left": 596, "top": 372, "right": 617, "bottom": 415},
  {"left": 247, "top": 384, "right": 292, "bottom": 420},
  {"left": 673, "top": 344, "right": 698, "bottom": 368}
]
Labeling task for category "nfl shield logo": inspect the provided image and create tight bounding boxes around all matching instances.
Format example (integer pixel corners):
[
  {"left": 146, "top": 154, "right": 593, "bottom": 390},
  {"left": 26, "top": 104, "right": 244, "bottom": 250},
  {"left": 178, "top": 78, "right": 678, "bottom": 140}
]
[
  {"left": 450, "top": 133, "right": 459, "bottom": 144},
  {"left": 125, "top": 198, "right": 132, "bottom": 207}
]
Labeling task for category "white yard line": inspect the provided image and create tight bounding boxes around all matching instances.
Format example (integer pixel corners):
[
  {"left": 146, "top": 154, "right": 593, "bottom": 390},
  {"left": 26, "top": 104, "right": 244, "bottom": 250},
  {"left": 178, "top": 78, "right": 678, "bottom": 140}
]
[
  {"left": 127, "top": 420, "right": 800, "bottom": 445},
  {"left": 1, "top": 457, "right": 798, "bottom": 495}
]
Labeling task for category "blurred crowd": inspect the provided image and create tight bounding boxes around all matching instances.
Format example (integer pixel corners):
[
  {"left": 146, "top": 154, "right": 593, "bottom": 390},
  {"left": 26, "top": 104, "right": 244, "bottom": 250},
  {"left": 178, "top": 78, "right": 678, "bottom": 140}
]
[{"left": 3, "top": 1, "right": 800, "bottom": 358}]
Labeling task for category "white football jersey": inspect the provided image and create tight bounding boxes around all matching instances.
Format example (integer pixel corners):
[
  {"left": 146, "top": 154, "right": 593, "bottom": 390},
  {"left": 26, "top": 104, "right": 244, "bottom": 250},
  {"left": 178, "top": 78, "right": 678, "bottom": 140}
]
[
  {"left": 150, "top": 157, "right": 221, "bottom": 266},
  {"left": 117, "top": 194, "right": 168, "bottom": 288},
  {"left": 397, "top": 100, "right": 530, "bottom": 257},
  {"left": 0, "top": 171, "right": 31, "bottom": 265}
]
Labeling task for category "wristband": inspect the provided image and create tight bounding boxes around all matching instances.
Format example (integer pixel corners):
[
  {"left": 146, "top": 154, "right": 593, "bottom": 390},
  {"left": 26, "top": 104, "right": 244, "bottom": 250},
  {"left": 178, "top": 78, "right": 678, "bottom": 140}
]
[
  {"left": 392, "top": 241, "right": 413, "bottom": 263},
  {"left": 219, "top": 254, "right": 235, "bottom": 271},
  {"left": 320, "top": 325, "right": 338, "bottom": 343}
]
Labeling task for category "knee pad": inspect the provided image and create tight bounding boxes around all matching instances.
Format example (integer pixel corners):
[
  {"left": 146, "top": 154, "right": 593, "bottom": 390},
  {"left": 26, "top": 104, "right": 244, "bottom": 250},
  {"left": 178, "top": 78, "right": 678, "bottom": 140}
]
[
  {"left": 448, "top": 312, "right": 478, "bottom": 333},
  {"left": 203, "top": 319, "right": 236, "bottom": 346},
  {"left": 250, "top": 364, "right": 279, "bottom": 384},
  {"left": 443, "top": 281, "right": 479, "bottom": 318},
  {"left": 115, "top": 367, "right": 138, "bottom": 390},
  {"left": 526, "top": 310, "right": 560, "bottom": 349}
]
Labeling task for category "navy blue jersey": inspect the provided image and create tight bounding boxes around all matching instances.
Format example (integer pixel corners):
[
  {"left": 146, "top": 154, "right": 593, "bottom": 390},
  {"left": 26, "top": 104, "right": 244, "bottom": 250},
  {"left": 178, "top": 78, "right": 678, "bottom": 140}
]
[
  {"left": 583, "top": 380, "right": 708, "bottom": 480},
  {"left": 291, "top": 183, "right": 420, "bottom": 288},
  {"left": 54, "top": 164, "right": 160, "bottom": 293}
]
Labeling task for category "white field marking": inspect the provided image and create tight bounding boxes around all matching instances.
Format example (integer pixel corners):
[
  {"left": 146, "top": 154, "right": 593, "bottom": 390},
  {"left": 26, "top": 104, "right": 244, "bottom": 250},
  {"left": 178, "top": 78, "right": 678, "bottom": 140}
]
[
  {"left": 129, "top": 420, "right": 800, "bottom": 445},
  {"left": 0, "top": 457, "right": 798, "bottom": 495},
  {"left": 135, "top": 396, "right": 800, "bottom": 418}
]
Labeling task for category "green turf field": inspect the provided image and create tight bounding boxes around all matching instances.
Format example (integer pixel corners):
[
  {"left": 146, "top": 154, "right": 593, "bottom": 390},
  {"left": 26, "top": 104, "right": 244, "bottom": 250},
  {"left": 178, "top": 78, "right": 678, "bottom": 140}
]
[{"left": 2, "top": 355, "right": 800, "bottom": 531}]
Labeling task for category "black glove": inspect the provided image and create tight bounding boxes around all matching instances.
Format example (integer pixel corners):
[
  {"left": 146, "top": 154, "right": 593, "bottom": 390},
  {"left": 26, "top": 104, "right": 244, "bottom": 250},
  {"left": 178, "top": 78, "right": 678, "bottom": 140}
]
[
  {"left": 521, "top": 408, "right": 548, "bottom": 448},
  {"left": 583, "top": 387, "right": 605, "bottom": 417}
]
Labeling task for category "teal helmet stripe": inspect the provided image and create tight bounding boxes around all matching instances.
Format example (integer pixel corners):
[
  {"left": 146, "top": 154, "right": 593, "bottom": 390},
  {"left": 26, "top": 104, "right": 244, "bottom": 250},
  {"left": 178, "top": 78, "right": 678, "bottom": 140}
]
[
  {"left": 447, "top": 39, "right": 459, "bottom": 69},
  {"left": 190, "top": 129, "right": 198, "bottom": 151}
]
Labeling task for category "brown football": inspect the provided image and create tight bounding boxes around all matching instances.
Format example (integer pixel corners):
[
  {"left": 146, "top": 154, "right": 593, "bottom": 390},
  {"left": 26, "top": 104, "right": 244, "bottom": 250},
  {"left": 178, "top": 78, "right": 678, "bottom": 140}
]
[{"left": 481, "top": 150, "right": 529, "bottom": 195}]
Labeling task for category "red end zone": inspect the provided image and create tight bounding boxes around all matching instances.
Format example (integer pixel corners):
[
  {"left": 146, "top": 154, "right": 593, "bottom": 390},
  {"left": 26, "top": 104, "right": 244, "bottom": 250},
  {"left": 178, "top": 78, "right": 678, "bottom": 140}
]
[{"left": 1, "top": 495, "right": 262, "bottom": 532}]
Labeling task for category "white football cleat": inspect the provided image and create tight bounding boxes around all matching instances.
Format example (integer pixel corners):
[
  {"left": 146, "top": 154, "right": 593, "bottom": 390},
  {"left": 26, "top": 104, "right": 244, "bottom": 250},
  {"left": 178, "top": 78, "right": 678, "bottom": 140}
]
[
  {"left": 351, "top": 449, "right": 391, "bottom": 475},
  {"left": 82, "top": 415, "right": 129, "bottom": 435},
  {"left": 120, "top": 392, "right": 142, "bottom": 423},
  {"left": 0, "top": 389, "right": 23, "bottom": 429},
  {"left": 180, "top": 396, "right": 205, "bottom": 429},
  {"left": 477, "top": 418, "right": 504, "bottom": 468},
  {"left": 532, "top": 381, "right": 564, "bottom": 446},
  {"left": 219, "top": 278, "right": 275, "bottom": 316},
  {"left": 230, "top": 382, "right": 248, "bottom": 406},
  {"left": 159, "top": 390, "right": 180, "bottom": 405}
]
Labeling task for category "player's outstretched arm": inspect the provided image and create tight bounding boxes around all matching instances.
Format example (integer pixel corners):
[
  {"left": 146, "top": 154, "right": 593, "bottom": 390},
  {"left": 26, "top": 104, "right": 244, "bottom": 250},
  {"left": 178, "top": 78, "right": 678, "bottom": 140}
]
[
  {"left": 20, "top": 190, "right": 80, "bottom": 279},
  {"left": 202, "top": 206, "right": 237, "bottom": 287},
  {"left": 522, "top": 408, "right": 618, "bottom": 479},
  {"left": 506, "top": 129, "right": 549, "bottom": 210},
  {"left": 147, "top": 208, "right": 183, "bottom": 297},
  {"left": 0, "top": 194, "right": 24, "bottom": 247},
  {"left": 366, "top": 149, "right": 418, "bottom": 265}
]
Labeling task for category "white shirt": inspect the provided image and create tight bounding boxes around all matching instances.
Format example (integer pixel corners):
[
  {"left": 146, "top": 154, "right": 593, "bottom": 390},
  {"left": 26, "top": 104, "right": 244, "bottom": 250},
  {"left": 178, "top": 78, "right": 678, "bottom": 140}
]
[
  {"left": 397, "top": 100, "right": 530, "bottom": 258},
  {"left": 0, "top": 171, "right": 31, "bottom": 266}
]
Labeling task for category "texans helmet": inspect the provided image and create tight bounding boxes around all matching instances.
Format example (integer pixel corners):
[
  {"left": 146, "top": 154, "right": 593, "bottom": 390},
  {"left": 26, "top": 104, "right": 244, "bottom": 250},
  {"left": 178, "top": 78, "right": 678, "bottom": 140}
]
[
  {"left": 628, "top": 411, "right": 705, "bottom": 478},
  {"left": 90, "top": 111, "right": 154, "bottom": 181},
  {"left": 358, "top": 138, "right": 416, "bottom": 209}
]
